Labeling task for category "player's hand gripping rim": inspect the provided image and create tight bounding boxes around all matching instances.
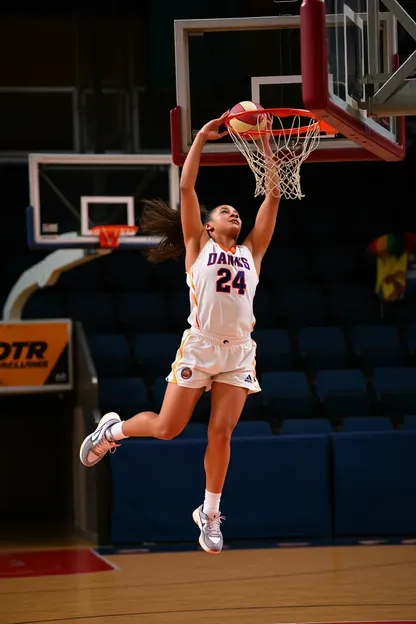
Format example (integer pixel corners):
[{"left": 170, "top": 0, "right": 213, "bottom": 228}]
[{"left": 196, "top": 111, "right": 230, "bottom": 141}]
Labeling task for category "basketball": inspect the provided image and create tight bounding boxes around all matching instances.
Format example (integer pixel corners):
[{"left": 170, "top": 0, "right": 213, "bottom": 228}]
[{"left": 228, "top": 101, "right": 267, "bottom": 134}]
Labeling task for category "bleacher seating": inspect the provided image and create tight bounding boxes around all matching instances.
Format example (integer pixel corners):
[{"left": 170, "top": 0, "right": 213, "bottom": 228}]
[
  {"left": 373, "top": 367, "right": 416, "bottom": 415},
  {"left": 350, "top": 324, "right": 404, "bottom": 367},
  {"left": 252, "top": 328, "right": 294, "bottom": 371},
  {"left": 298, "top": 326, "right": 349, "bottom": 369},
  {"left": 261, "top": 370, "right": 315, "bottom": 418},
  {"left": 7, "top": 191, "right": 416, "bottom": 542},
  {"left": 316, "top": 369, "right": 372, "bottom": 417}
]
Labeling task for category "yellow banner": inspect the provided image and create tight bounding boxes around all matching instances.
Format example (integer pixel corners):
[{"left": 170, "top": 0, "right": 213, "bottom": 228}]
[{"left": 0, "top": 320, "right": 72, "bottom": 391}]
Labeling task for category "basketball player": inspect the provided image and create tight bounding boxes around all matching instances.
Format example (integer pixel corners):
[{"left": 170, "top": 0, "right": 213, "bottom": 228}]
[{"left": 80, "top": 111, "right": 280, "bottom": 554}]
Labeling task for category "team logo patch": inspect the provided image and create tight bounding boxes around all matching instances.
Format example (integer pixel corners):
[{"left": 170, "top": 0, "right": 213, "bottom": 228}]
[{"left": 181, "top": 367, "right": 193, "bottom": 380}]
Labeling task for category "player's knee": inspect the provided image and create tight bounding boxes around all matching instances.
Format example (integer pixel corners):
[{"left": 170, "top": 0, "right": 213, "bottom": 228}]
[
  {"left": 155, "top": 422, "right": 182, "bottom": 440},
  {"left": 208, "top": 420, "right": 235, "bottom": 444}
]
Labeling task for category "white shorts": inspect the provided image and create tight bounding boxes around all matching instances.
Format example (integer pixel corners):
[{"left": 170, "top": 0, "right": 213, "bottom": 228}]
[{"left": 166, "top": 327, "right": 261, "bottom": 394}]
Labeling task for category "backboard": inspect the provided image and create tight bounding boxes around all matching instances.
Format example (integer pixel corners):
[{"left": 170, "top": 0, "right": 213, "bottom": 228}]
[
  {"left": 27, "top": 154, "right": 180, "bottom": 250},
  {"left": 171, "top": 1, "right": 405, "bottom": 166}
]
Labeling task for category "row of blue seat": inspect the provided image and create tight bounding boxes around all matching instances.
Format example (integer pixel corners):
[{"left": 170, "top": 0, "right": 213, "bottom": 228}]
[
  {"left": 17, "top": 284, "right": 413, "bottom": 329},
  {"left": 179, "top": 416, "right": 416, "bottom": 437},
  {"left": 110, "top": 430, "right": 416, "bottom": 542},
  {"left": 86, "top": 326, "right": 416, "bottom": 378},
  {"left": 5, "top": 247, "right": 372, "bottom": 292},
  {"left": 98, "top": 370, "right": 416, "bottom": 419}
]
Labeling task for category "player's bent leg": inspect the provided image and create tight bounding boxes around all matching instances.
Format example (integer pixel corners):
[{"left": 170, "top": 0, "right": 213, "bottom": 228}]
[
  {"left": 193, "top": 382, "right": 248, "bottom": 555},
  {"left": 80, "top": 383, "right": 204, "bottom": 467}
]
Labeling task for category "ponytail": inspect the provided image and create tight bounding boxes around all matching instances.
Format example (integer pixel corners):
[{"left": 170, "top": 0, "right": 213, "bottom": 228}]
[
  {"left": 139, "top": 199, "right": 210, "bottom": 263},
  {"left": 139, "top": 199, "right": 185, "bottom": 263}
]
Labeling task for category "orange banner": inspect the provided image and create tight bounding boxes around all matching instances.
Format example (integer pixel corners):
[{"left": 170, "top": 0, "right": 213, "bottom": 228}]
[{"left": 0, "top": 321, "right": 72, "bottom": 392}]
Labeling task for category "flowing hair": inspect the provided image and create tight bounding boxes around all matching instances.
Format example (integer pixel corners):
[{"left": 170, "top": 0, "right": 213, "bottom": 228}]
[{"left": 139, "top": 199, "right": 210, "bottom": 263}]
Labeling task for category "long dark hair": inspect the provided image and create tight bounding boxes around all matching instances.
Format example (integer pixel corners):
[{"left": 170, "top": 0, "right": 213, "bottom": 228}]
[{"left": 139, "top": 199, "right": 210, "bottom": 263}]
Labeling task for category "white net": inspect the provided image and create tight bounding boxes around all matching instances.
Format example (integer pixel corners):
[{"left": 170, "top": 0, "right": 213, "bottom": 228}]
[{"left": 227, "top": 113, "right": 323, "bottom": 200}]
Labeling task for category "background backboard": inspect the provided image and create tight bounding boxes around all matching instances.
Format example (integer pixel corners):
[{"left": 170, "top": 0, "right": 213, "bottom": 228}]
[
  {"left": 27, "top": 154, "right": 180, "bottom": 250},
  {"left": 171, "top": 1, "right": 405, "bottom": 166}
]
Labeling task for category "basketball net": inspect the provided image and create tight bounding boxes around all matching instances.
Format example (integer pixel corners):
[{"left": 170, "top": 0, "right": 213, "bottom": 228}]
[{"left": 227, "top": 113, "right": 325, "bottom": 200}]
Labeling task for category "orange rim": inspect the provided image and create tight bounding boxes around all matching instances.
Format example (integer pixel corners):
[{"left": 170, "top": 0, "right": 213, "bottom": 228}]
[
  {"left": 225, "top": 107, "right": 337, "bottom": 137},
  {"left": 91, "top": 225, "right": 138, "bottom": 235},
  {"left": 91, "top": 225, "right": 138, "bottom": 248}
]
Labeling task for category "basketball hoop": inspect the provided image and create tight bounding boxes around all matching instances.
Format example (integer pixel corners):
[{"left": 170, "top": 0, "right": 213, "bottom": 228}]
[
  {"left": 91, "top": 225, "right": 138, "bottom": 248},
  {"left": 225, "top": 108, "right": 336, "bottom": 200}
]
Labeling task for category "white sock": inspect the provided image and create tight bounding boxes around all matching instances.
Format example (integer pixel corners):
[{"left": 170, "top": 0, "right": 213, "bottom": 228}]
[
  {"left": 108, "top": 421, "right": 128, "bottom": 441},
  {"left": 203, "top": 489, "right": 221, "bottom": 516}
]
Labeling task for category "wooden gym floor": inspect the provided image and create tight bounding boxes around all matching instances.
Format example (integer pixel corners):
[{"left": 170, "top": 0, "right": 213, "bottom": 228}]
[{"left": 1, "top": 541, "right": 416, "bottom": 624}]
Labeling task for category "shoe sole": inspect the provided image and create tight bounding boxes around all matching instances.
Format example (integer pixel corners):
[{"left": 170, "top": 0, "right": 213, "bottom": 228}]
[
  {"left": 192, "top": 508, "right": 221, "bottom": 555},
  {"left": 79, "top": 412, "right": 121, "bottom": 467}
]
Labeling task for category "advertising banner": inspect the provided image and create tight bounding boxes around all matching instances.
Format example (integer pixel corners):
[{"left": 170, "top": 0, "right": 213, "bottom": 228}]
[{"left": 0, "top": 320, "right": 72, "bottom": 393}]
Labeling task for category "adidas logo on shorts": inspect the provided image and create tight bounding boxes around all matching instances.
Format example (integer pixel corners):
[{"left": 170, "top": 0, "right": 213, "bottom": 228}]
[{"left": 244, "top": 374, "right": 252, "bottom": 383}]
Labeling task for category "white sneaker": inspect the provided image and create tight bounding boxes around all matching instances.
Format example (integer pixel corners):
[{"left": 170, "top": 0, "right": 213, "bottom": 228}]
[
  {"left": 79, "top": 412, "right": 121, "bottom": 467},
  {"left": 192, "top": 505, "right": 224, "bottom": 554}
]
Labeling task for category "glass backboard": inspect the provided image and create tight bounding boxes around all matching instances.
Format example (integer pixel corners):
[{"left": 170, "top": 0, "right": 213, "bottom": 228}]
[
  {"left": 301, "top": 0, "right": 404, "bottom": 161},
  {"left": 171, "top": 4, "right": 405, "bottom": 166},
  {"left": 27, "top": 154, "right": 180, "bottom": 250}
]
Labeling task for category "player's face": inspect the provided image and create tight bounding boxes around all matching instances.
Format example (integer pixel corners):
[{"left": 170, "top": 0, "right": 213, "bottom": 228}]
[{"left": 208, "top": 205, "right": 241, "bottom": 236}]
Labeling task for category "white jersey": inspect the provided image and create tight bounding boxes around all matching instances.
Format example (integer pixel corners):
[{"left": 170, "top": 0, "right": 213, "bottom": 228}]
[{"left": 186, "top": 238, "right": 259, "bottom": 339}]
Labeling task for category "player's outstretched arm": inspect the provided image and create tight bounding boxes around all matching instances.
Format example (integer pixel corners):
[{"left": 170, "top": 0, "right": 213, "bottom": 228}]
[
  {"left": 180, "top": 112, "right": 228, "bottom": 248},
  {"left": 244, "top": 118, "right": 280, "bottom": 267}
]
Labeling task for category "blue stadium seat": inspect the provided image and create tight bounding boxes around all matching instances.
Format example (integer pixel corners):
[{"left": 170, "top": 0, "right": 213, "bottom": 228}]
[
  {"left": 22, "top": 291, "right": 64, "bottom": 320},
  {"left": 403, "top": 415, "right": 416, "bottom": 430},
  {"left": 252, "top": 329, "right": 294, "bottom": 371},
  {"left": 327, "top": 284, "right": 380, "bottom": 324},
  {"left": 261, "top": 371, "right": 314, "bottom": 418},
  {"left": 298, "top": 326, "right": 349, "bottom": 369},
  {"left": 316, "top": 369, "right": 372, "bottom": 416},
  {"left": 309, "top": 246, "right": 358, "bottom": 284},
  {"left": 99, "top": 377, "right": 150, "bottom": 420},
  {"left": 351, "top": 324, "right": 404, "bottom": 367},
  {"left": 118, "top": 292, "right": 167, "bottom": 331},
  {"left": 279, "top": 285, "right": 327, "bottom": 327},
  {"left": 233, "top": 420, "right": 273, "bottom": 437},
  {"left": 373, "top": 367, "right": 416, "bottom": 415},
  {"left": 280, "top": 418, "right": 332, "bottom": 435},
  {"left": 341, "top": 416, "right": 393, "bottom": 432},
  {"left": 65, "top": 292, "right": 118, "bottom": 332},
  {"left": 87, "top": 333, "right": 133, "bottom": 377},
  {"left": 135, "top": 332, "right": 180, "bottom": 377}
]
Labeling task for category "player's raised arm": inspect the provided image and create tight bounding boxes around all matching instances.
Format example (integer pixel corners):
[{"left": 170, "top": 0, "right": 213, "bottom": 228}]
[
  {"left": 180, "top": 112, "right": 229, "bottom": 248},
  {"left": 243, "top": 118, "right": 280, "bottom": 269}
]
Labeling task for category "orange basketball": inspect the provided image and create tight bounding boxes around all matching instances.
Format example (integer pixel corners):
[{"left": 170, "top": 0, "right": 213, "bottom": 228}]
[{"left": 228, "top": 101, "right": 267, "bottom": 134}]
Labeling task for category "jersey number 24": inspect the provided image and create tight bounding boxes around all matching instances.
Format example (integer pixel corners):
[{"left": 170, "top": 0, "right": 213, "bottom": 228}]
[{"left": 216, "top": 268, "right": 246, "bottom": 295}]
